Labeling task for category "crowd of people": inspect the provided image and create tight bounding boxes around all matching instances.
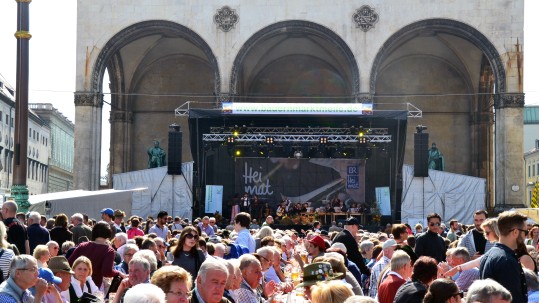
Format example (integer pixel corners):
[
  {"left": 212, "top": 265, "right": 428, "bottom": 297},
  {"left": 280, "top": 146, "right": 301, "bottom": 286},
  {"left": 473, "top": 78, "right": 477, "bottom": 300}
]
[{"left": 0, "top": 199, "right": 535, "bottom": 303}]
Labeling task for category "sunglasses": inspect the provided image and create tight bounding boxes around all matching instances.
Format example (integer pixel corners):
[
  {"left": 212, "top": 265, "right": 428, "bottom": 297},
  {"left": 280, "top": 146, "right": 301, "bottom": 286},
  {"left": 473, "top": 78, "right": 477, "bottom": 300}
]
[
  {"left": 185, "top": 233, "right": 199, "bottom": 240},
  {"left": 452, "top": 291, "right": 464, "bottom": 298},
  {"left": 513, "top": 228, "right": 529, "bottom": 236},
  {"left": 429, "top": 222, "right": 441, "bottom": 227}
]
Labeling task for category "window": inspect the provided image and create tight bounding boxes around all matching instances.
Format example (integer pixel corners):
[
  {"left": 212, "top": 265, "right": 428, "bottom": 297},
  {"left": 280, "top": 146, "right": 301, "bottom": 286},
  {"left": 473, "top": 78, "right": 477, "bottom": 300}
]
[
  {"left": 5, "top": 115, "right": 7, "bottom": 125},
  {"left": 534, "top": 164, "right": 536, "bottom": 177},
  {"left": 0, "top": 111, "right": 2, "bottom": 122},
  {"left": 29, "top": 128, "right": 32, "bottom": 137},
  {"left": 530, "top": 165, "right": 532, "bottom": 178}
]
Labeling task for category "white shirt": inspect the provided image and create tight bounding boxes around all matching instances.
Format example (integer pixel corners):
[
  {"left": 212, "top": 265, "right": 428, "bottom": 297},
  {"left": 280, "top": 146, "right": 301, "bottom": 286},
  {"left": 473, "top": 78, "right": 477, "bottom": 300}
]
[{"left": 70, "top": 275, "right": 99, "bottom": 297}]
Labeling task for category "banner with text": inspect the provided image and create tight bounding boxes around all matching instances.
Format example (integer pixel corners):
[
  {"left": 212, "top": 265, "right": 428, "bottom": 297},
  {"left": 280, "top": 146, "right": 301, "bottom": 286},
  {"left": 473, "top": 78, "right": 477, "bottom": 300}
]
[
  {"left": 234, "top": 158, "right": 365, "bottom": 209},
  {"left": 205, "top": 185, "right": 224, "bottom": 214}
]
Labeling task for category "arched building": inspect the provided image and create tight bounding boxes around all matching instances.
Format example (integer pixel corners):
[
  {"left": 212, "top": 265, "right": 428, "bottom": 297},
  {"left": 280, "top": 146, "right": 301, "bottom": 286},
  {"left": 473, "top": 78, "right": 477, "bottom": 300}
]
[{"left": 75, "top": 1, "right": 525, "bottom": 209}]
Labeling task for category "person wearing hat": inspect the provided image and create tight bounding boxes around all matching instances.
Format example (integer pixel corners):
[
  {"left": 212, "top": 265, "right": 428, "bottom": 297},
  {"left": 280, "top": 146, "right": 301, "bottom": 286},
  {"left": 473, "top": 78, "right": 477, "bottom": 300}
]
[
  {"left": 368, "top": 239, "right": 398, "bottom": 298},
  {"left": 295, "top": 235, "right": 327, "bottom": 268},
  {"left": 101, "top": 208, "right": 121, "bottom": 235},
  {"left": 43, "top": 256, "right": 75, "bottom": 303},
  {"left": 296, "top": 262, "right": 344, "bottom": 301},
  {"left": 333, "top": 217, "right": 370, "bottom": 277}
]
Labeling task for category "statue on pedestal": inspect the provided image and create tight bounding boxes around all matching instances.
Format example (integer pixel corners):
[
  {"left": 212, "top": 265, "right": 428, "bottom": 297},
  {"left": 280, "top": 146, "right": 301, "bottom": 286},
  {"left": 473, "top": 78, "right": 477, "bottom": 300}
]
[
  {"left": 428, "top": 142, "right": 444, "bottom": 171},
  {"left": 148, "top": 140, "right": 166, "bottom": 168}
]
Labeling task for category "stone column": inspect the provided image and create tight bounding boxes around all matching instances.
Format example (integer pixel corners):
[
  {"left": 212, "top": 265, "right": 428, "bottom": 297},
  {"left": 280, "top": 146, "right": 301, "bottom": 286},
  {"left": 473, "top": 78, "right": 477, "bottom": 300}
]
[
  {"left": 74, "top": 92, "right": 103, "bottom": 190},
  {"left": 494, "top": 93, "right": 525, "bottom": 208},
  {"left": 109, "top": 110, "right": 133, "bottom": 177}
]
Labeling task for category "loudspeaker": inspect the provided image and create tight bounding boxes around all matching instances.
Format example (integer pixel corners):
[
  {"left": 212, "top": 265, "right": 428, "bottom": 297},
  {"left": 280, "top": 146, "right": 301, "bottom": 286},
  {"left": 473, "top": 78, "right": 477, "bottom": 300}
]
[
  {"left": 168, "top": 130, "right": 182, "bottom": 175},
  {"left": 414, "top": 133, "right": 429, "bottom": 177}
]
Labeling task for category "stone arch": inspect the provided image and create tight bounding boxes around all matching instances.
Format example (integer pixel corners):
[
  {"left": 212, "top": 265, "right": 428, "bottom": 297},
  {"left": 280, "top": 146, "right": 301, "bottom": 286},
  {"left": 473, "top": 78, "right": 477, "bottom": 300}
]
[
  {"left": 91, "top": 20, "right": 221, "bottom": 96},
  {"left": 230, "top": 20, "right": 360, "bottom": 100},
  {"left": 370, "top": 18, "right": 506, "bottom": 93}
]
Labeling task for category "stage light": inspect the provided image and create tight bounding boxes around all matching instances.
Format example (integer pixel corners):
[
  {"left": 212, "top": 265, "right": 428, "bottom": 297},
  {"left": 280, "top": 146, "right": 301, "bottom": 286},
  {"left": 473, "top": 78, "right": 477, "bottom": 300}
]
[
  {"left": 358, "top": 126, "right": 365, "bottom": 137},
  {"left": 265, "top": 137, "right": 274, "bottom": 144},
  {"left": 235, "top": 149, "right": 242, "bottom": 157},
  {"left": 358, "top": 137, "right": 367, "bottom": 144},
  {"left": 227, "top": 136, "right": 235, "bottom": 144},
  {"left": 319, "top": 137, "right": 328, "bottom": 144},
  {"left": 232, "top": 125, "right": 239, "bottom": 137},
  {"left": 294, "top": 150, "right": 303, "bottom": 159}
]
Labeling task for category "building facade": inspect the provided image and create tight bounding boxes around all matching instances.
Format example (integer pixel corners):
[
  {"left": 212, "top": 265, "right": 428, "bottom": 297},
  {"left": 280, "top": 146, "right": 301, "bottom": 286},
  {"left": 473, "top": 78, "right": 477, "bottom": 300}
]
[
  {"left": 74, "top": 1, "right": 525, "bottom": 208},
  {"left": 0, "top": 75, "right": 50, "bottom": 196},
  {"left": 29, "top": 103, "right": 75, "bottom": 193},
  {"left": 525, "top": 140, "right": 539, "bottom": 207}
]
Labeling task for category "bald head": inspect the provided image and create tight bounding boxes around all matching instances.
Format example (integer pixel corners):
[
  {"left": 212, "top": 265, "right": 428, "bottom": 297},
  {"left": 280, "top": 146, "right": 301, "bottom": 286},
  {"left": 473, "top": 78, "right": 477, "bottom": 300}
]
[{"left": 1, "top": 201, "right": 18, "bottom": 218}]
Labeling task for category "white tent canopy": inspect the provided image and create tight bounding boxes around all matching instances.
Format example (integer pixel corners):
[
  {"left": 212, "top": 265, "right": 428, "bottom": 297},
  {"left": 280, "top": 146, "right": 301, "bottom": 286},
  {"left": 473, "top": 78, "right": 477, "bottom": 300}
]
[
  {"left": 28, "top": 189, "right": 138, "bottom": 218},
  {"left": 401, "top": 165, "right": 486, "bottom": 226},
  {"left": 113, "top": 163, "right": 193, "bottom": 220}
]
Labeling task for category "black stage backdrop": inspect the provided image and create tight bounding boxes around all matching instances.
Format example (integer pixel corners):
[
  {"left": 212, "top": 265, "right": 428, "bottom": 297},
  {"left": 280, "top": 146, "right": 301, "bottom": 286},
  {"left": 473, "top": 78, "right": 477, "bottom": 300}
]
[
  {"left": 188, "top": 109, "right": 408, "bottom": 222},
  {"left": 234, "top": 158, "right": 365, "bottom": 209}
]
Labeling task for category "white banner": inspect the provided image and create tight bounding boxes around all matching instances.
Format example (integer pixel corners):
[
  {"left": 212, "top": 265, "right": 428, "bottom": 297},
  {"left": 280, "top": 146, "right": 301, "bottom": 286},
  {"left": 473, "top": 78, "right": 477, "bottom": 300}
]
[
  {"left": 205, "top": 185, "right": 223, "bottom": 214},
  {"left": 376, "top": 186, "right": 391, "bottom": 216},
  {"left": 222, "top": 102, "right": 372, "bottom": 115}
]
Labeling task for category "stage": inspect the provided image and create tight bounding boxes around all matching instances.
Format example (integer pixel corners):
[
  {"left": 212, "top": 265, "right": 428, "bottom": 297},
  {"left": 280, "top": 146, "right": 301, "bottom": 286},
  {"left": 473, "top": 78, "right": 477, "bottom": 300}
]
[{"left": 188, "top": 107, "right": 407, "bottom": 221}]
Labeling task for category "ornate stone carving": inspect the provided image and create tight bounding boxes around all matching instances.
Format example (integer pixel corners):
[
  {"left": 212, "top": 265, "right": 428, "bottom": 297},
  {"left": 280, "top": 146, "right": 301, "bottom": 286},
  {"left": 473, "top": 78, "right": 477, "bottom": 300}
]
[
  {"left": 214, "top": 6, "right": 239, "bottom": 32},
  {"left": 353, "top": 5, "right": 379, "bottom": 32},
  {"left": 74, "top": 92, "right": 104, "bottom": 107},
  {"left": 110, "top": 111, "right": 133, "bottom": 123},
  {"left": 494, "top": 93, "right": 525, "bottom": 109}
]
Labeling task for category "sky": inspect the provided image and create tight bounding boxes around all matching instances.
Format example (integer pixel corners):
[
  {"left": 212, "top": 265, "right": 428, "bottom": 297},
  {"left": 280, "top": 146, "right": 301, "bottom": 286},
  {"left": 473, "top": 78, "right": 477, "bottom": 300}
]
[{"left": 0, "top": 1, "right": 538, "bottom": 177}]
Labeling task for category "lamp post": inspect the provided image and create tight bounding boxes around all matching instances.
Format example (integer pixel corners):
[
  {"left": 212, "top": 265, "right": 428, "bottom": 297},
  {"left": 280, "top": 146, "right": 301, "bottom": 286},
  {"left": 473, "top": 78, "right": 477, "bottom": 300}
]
[{"left": 11, "top": 0, "right": 31, "bottom": 212}]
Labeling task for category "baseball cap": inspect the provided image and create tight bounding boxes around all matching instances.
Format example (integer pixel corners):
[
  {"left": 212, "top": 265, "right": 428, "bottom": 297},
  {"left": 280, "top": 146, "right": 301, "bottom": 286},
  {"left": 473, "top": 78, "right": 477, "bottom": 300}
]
[
  {"left": 100, "top": 208, "right": 114, "bottom": 216},
  {"left": 382, "top": 239, "right": 398, "bottom": 250},
  {"left": 308, "top": 235, "right": 327, "bottom": 250},
  {"left": 38, "top": 268, "right": 62, "bottom": 285},
  {"left": 345, "top": 217, "right": 362, "bottom": 227}
]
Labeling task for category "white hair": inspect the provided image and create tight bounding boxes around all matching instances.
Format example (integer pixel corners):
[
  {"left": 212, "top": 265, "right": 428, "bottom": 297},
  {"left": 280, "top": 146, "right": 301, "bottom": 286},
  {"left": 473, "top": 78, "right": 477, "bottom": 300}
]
[
  {"left": 124, "top": 283, "right": 165, "bottom": 303},
  {"left": 28, "top": 212, "right": 41, "bottom": 223},
  {"left": 72, "top": 213, "right": 83, "bottom": 222},
  {"left": 114, "top": 232, "right": 128, "bottom": 245},
  {"left": 465, "top": 279, "right": 512, "bottom": 303},
  {"left": 133, "top": 250, "right": 157, "bottom": 272},
  {"left": 196, "top": 259, "right": 228, "bottom": 285},
  {"left": 343, "top": 295, "right": 378, "bottom": 303}
]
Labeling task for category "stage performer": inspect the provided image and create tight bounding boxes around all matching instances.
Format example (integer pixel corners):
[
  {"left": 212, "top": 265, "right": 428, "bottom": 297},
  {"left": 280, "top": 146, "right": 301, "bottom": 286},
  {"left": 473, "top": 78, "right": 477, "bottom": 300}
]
[
  {"left": 251, "top": 195, "right": 262, "bottom": 222},
  {"left": 276, "top": 201, "right": 287, "bottom": 220},
  {"left": 231, "top": 194, "right": 240, "bottom": 222},
  {"left": 240, "top": 192, "right": 250, "bottom": 213}
]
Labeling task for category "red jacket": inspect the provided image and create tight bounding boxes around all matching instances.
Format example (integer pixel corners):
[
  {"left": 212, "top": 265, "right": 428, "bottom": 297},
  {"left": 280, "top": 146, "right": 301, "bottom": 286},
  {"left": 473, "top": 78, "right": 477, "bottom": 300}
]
[{"left": 378, "top": 273, "right": 406, "bottom": 303}]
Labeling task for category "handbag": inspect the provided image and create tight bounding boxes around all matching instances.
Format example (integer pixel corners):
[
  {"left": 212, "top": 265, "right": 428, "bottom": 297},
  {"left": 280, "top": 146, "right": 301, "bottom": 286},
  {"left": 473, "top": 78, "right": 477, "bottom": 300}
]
[{"left": 79, "top": 292, "right": 101, "bottom": 303}]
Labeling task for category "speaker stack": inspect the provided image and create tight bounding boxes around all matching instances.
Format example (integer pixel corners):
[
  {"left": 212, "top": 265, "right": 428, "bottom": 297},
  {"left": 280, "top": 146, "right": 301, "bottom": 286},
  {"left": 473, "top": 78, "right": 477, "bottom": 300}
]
[
  {"left": 168, "top": 124, "right": 183, "bottom": 175},
  {"left": 414, "top": 132, "right": 429, "bottom": 177}
]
